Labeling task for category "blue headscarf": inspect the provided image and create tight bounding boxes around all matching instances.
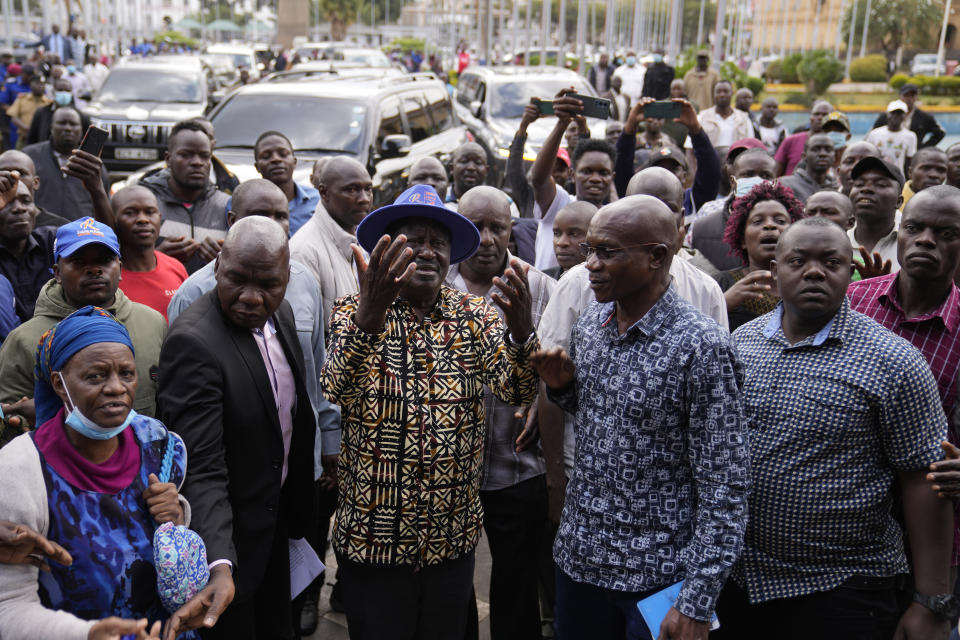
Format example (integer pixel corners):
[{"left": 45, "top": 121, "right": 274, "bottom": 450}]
[{"left": 34, "top": 306, "right": 136, "bottom": 427}]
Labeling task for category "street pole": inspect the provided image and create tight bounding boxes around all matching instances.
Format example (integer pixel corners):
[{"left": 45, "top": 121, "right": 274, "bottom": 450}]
[
  {"left": 811, "top": 0, "right": 822, "bottom": 51},
  {"left": 858, "top": 0, "right": 871, "bottom": 57},
  {"left": 845, "top": 0, "right": 858, "bottom": 78},
  {"left": 540, "top": 0, "right": 549, "bottom": 65},
  {"left": 512, "top": 0, "right": 519, "bottom": 62},
  {"left": 937, "top": 0, "right": 952, "bottom": 76},
  {"left": 834, "top": 0, "right": 847, "bottom": 58},
  {"left": 524, "top": 0, "right": 532, "bottom": 65},
  {"left": 605, "top": 0, "right": 613, "bottom": 52},
  {"left": 696, "top": 0, "right": 706, "bottom": 45},
  {"left": 559, "top": 0, "right": 567, "bottom": 66},
  {"left": 667, "top": 0, "right": 680, "bottom": 58},
  {"left": 483, "top": 0, "right": 491, "bottom": 64},
  {"left": 778, "top": 0, "right": 788, "bottom": 57},
  {"left": 713, "top": 0, "right": 726, "bottom": 63},
  {"left": 577, "top": 0, "right": 585, "bottom": 72},
  {"left": 631, "top": 0, "right": 641, "bottom": 50}
]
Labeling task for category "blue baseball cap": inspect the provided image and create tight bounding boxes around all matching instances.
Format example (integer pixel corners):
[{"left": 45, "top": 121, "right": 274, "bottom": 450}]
[
  {"left": 356, "top": 184, "right": 481, "bottom": 264},
  {"left": 53, "top": 217, "right": 121, "bottom": 262}
]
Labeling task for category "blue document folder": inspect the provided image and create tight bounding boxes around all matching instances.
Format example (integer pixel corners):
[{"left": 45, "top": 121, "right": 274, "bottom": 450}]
[{"left": 637, "top": 581, "right": 720, "bottom": 635}]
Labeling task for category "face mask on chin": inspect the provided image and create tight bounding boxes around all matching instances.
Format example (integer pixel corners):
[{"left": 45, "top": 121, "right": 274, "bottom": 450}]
[{"left": 56, "top": 372, "right": 136, "bottom": 440}]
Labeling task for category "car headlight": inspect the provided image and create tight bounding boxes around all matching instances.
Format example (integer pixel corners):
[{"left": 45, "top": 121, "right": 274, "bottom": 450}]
[{"left": 497, "top": 147, "right": 538, "bottom": 162}]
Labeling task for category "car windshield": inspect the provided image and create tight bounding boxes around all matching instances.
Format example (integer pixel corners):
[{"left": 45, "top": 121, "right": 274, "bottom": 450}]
[
  {"left": 490, "top": 78, "right": 595, "bottom": 118},
  {"left": 342, "top": 50, "right": 391, "bottom": 67},
  {"left": 97, "top": 69, "right": 203, "bottom": 103},
  {"left": 915, "top": 54, "right": 937, "bottom": 63},
  {"left": 207, "top": 52, "right": 252, "bottom": 69},
  {"left": 212, "top": 94, "right": 367, "bottom": 154}
]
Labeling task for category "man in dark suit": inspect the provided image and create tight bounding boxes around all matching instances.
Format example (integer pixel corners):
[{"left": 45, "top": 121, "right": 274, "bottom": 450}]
[
  {"left": 158, "top": 215, "right": 317, "bottom": 640},
  {"left": 587, "top": 53, "right": 615, "bottom": 97},
  {"left": 41, "top": 25, "right": 71, "bottom": 63},
  {"left": 872, "top": 83, "right": 945, "bottom": 148}
]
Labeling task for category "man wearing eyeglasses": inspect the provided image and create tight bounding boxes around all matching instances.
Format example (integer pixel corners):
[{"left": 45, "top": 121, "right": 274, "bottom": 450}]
[{"left": 531, "top": 194, "right": 749, "bottom": 640}]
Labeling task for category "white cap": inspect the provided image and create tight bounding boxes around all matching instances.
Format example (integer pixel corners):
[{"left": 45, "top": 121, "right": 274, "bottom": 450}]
[{"left": 887, "top": 99, "right": 908, "bottom": 113}]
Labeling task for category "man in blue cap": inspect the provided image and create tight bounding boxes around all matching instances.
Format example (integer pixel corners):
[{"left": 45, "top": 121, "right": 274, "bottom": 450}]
[
  {"left": 0, "top": 217, "right": 166, "bottom": 445},
  {"left": 321, "top": 184, "right": 541, "bottom": 639}
]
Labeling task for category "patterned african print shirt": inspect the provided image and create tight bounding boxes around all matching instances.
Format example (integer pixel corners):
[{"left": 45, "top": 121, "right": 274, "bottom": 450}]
[
  {"left": 322, "top": 286, "right": 540, "bottom": 567},
  {"left": 548, "top": 285, "right": 750, "bottom": 622},
  {"left": 732, "top": 300, "right": 947, "bottom": 604}
]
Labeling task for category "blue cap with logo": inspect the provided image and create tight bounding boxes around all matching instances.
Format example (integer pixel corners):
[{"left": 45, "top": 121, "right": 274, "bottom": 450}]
[{"left": 53, "top": 217, "right": 121, "bottom": 262}]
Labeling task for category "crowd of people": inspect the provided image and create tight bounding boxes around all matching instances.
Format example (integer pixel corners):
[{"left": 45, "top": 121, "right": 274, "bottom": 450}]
[{"left": 0, "top": 37, "right": 958, "bottom": 640}]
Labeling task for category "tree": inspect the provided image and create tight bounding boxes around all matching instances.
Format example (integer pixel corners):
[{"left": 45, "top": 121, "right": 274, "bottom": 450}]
[
  {"left": 797, "top": 50, "right": 844, "bottom": 95},
  {"left": 841, "top": 0, "right": 941, "bottom": 61},
  {"left": 682, "top": 0, "right": 716, "bottom": 49},
  {"left": 317, "top": 0, "right": 364, "bottom": 40}
]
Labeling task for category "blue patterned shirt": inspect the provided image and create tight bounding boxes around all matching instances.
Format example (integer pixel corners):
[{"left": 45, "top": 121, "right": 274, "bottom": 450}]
[
  {"left": 732, "top": 300, "right": 947, "bottom": 604},
  {"left": 548, "top": 284, "right": 750, "bottom": 622}
]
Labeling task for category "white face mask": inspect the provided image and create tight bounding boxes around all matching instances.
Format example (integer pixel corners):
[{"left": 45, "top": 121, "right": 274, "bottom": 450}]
[{"left": 734, "top": 176, "right": 767, "bottom": 198}]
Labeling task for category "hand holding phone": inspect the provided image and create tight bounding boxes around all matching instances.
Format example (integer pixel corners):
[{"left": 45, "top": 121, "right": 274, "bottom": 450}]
[
  {"left": 567, "top": 93, "right": 611, "bottom": 120},
  {"left": 536, "top": 98, "right": 554, "bottom": 116},
  {"left": 78, "top": 125, "right": 109, "bottom": 157},
  {"left": 643, "top": 100, "right": 682, "bottom": 120}
]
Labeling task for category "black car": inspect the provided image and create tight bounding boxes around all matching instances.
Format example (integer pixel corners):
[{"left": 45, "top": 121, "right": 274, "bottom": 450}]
[
  {"left": 204, "top": 72, "right": 469, "bottom": 206},
  {"left": 84, "top": 56, "right": 217, "bottom": 174},
  {"left": 454, "top": 66, "right": 608, "bottom": 186}
]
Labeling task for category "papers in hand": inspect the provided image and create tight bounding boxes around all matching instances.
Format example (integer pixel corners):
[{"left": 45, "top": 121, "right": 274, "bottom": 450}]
[
  {"left": 289, "top": 538, "right": 325, "bottom": 599},
  {"left": 636, "top": 581, "right": 720, "bottom": 635}
]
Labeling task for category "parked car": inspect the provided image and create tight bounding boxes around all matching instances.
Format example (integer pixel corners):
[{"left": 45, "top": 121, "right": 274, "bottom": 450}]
[
  {"left": 125, "top": 73, "right": 467, "bottom": 207},
  {"left": 911, "top": 53, "right": 944, "bottom": 76},
  {"left": 454, "top": 66, "right": 608, "bottom": 186},
  {"left": 84, "top": 56, "right": 216, "bottom": 174},
  {"left": 204, "top": 43, "right": 260, "bottom": 82}
]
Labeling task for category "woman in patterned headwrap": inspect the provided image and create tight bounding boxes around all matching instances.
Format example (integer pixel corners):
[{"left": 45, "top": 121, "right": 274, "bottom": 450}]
[
  {"left": 716, "top": 180, "right": 805, "bottom": 330},
  {"left": 0, "top": 306, "right": 191, "bottom": 640}
]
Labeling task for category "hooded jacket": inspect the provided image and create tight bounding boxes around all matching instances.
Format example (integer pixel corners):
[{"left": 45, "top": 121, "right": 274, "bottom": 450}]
[
  {"left": 139, "top": 169, "right": 230, "bottom": 273},
  {"left": 0, "top": 280, "right": 166, "bottom": 433}
]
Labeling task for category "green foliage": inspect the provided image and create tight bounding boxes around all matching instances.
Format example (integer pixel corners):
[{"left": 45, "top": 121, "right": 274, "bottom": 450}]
[
  {"left": 784, "top": 93, "right": 813, "bottom": 106},
  {"left": 153, "top": 31, "right": 199, "bottom": 49},
  {"left": 765, "top": 53, "right": 802, "bottom": 83},
  {"left": 681, "top": 0, "right": 716, "bottom": 53},
  {"left": 797, "top": 50, "right": 845, "bottom": 96},
  {"left": 388, "top": 37, "right": 425, "bottom": 52},
  {"left": 849, "top": 54, "right": 888, "bottom": 81},
  {"left": 717, "top": 61, "right": 765, "bottom": 95},
  {"left": 841, "top": 0, "right": 941, "bottom": 58},
  {"left": 889, "top": 73, "right": 910, "bottom": 90},
  {"left": 675, "top": 45, "right": 702, "bottom": 78}
]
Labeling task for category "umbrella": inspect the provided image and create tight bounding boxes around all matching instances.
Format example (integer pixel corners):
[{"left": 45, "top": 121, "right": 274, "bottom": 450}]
[
  {"left": 171, "top": 18, "right": 204, "bottom": 30},
  {"left": 205, "top": 19, "right": 244, "bottom": 32}
]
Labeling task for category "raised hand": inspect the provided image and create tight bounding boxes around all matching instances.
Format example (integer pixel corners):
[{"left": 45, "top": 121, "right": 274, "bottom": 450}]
[
  {"left": 723, "top": 270, "right": 775, "bottom": 310},
  {"left": 491, "top": 258, "right": 534, "bottom": 342},
  {"left": 625, "top": 97, "right": 655, "bottom": 135},
  {"left": 552, "top": 86, "right": 584, "bottom": 125},
  {"left": 853, "top": 246, "right": 892, "bottom": 281},
  {"left": 529, "top": 347, "right": 576, "bottom": 390},
  {"left": 162, "top": 564, "right": 235, "bottom": 640},
  {"left": 671, "top": 98, "right": 702, "bottom": 136},
  {"left": 520, "top": 99, "right": 541, "bottom": 130},
  {"left": 63, "top": 149, "right": 106, "bottom": 194},
  {"left": 353, "top": 235, "right": 416, "bottom": 333},
  {"left": 142, "top": 474, "right": 184, "bottom": 525},
  {"left": 0, "top": 520, "right": 72, "bottom": 570}
]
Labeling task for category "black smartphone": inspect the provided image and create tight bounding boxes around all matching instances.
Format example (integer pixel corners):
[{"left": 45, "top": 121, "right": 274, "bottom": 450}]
[
  {"left": 536, "top": 98, "right": 554, "bottom": 115},
  {"left": 79, "top": 125, "right": 109, "bottom": 157},
  {"left": 643, "top": 100, "right": 682, "bottom": 120},
  {"left": 568, "top": 93, "right": 611, "bottom": 120}
]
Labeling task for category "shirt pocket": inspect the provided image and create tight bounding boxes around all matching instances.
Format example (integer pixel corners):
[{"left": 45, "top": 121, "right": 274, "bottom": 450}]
[{"left": 795, "top": 376, "right": 872, "bottom": 441}]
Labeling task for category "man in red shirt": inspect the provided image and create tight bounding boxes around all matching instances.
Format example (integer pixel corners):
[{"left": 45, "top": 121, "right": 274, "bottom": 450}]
[
  {"left": 774, "top": 101, "right": 832, "bottom": 177},
  {"left": 113, "top": 185, "right": 187, "bottom": 322}
]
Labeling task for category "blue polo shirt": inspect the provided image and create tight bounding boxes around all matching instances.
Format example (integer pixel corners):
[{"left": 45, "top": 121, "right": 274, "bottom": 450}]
[{"left": 289, "top": 182, "right": 320, "bottom": 236}]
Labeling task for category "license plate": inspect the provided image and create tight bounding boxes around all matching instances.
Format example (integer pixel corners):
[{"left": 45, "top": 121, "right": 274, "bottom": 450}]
[{"left": 114, "top": 147, "right": 158, "bottom": 160}]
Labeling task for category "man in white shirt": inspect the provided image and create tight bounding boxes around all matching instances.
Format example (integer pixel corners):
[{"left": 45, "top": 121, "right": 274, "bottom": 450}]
[
  {"left": 697, "top": 80, "right": 755, "bottom": 149},
  {"left": 611, "top": 51, "right": 646, "bottom": 104},
  {"left": 866, "top": 100, "right": 918, "bottom": 176}
]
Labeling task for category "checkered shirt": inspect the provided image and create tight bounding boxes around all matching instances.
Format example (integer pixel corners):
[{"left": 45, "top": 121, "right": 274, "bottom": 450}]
[
  {"left": 548, "top": 285, "right": 750, "bottom": 622},
  {"left": 731, "top": 300, "right": 947, "bottom": 603},
  {"left": 322, "top": 286, "right": 540, "bottom": 567}
]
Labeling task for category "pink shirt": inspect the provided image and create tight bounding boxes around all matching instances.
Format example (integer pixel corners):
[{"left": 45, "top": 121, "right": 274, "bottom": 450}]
[
  {"left": 774, "top": 132, "right": 809, "bottom": 176},
  {"left": 34, "top": 408, "right": 141, "bottom": 494},
  {"left": 252, "top": 319, "right": 296, "bottom": 484}
]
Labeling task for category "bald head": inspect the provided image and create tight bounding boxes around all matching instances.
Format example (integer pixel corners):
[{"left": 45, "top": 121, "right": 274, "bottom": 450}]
[
  {"left": 110, "top": 184, "right": 156, "bottom": 211},
  {"left": 838, "top": 141, "right": 881, "bottom": 194},
  {"left": 318, "top": 156, "right": 374, "bottom": 232},
  {"left": 221, "top": 215, "right": 289, "bottom": 262},
  {"left": 458, "top": 185, "right": 510, "bottom": 221},
  {"left": 229, "top": 178, "right": 291, "bottom": 235},
  {"left": 408, "top": 156, "right": 449, "bottom": 201},
  {"left": 625, "top": 167, "right": 684, "bottom": 222},
  {"left": 453, "top": 142, "right": 486, "bottom": 163},
  {"left": 320, "top": 155, "right": 368, "bottom": 187},
  {"left": 805, "top": 190, "right": 854, "bottom": 230}
]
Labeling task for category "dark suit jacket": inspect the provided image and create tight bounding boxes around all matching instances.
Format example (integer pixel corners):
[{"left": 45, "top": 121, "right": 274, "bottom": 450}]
[
  {"left": 27, "top": 103, "right": 91, "bottom": 146},
  {"left": 22, "top": 140, "right": 108, "bottom": 222},
  {"left": 872, "top": 107, "right": 946, "bottom": 148},
  {"left": 157, "top": 291, "right": 316, "bottom": 602},
  {"left": 588, "top": 65, "right": 615, "bottom": 94}
]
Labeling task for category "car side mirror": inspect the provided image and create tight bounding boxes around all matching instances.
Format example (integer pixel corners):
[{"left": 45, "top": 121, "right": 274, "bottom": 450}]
[
  {"left": 469, "top": 100, "right": 484, "bottom": 119},
  {"left": 381, "top": 134, "right": 412, "bottom": 158}
]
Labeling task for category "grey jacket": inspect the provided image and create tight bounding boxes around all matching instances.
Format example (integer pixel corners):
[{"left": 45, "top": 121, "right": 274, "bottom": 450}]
[{"left": 139, "top": 169, "right": 230, "bottom": 273}]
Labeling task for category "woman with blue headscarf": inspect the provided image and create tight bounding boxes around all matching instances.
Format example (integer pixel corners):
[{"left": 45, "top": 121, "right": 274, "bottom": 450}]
[{"left": 0, "top": 306, "right": 196, "bottom": 639}]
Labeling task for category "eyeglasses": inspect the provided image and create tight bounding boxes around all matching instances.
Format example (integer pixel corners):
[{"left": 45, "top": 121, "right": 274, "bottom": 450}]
[{"left": 579, "top": 242, "right": 667, "bottom": 260}]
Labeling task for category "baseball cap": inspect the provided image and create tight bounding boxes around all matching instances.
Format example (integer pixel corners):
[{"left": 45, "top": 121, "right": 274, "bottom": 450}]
[
  {"left": 556, "top": 148, "right": 571, "bottom": 167},
  {"left": 53, "top": 217, "right": 121, "bottom": 262},
  {"left": 899, "top": 83, "right": 919, "bottom": 95},
  {"left": 850, "top": 156, "right": 905, "bottom": 189},
  {"left": 823, "top": 111, "right": 850, "bottom": 132},
  {"left": 644, "top": 145, "right": 688, "bottom": 170},
  {"left": 726, "top": 138, "right": 766, "bottom": 163},
  {"left": 887, "top": 99, "right": 908, "bottom": 113}
]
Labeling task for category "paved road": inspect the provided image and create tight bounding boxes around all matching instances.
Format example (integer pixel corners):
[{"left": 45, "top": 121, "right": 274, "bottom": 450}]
[{"left": 306, "top": 535, "right": 494, "bottom": 640}]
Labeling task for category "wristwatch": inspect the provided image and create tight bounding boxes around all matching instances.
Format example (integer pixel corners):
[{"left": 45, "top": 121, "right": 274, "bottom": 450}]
[{"left": 913, "top": 591, "right": 960, "bottom": 619}]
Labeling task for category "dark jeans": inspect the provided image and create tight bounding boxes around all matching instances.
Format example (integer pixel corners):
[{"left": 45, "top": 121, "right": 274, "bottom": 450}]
[
  {"left": 555, "top": 567, "right": 656, "bottom": 640},
  {"left": 337, "top": 551, "right": 476, "bottom": 640},
  {"left": 712, "top": 578, "right": 900, "bottom": 640},
  {"left": 480, "top": 474, "right": 547, "bottom": 640}
]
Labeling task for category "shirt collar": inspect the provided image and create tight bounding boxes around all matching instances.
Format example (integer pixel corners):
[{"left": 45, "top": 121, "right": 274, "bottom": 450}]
[
  {"left": 314, "top": 202, "right": 357, "bottom": 262},
  {"left": 599, "top": 283, "right": 678, "bottom": 338},
  {"left": 762, "top": 299, "right": 847, "bottom": 348},
  {"left": 880, "top": 274, "right": 960, "bottom": 334},
  {"left": 293, "top": 181, "right": 318, "bottom": 205}
]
